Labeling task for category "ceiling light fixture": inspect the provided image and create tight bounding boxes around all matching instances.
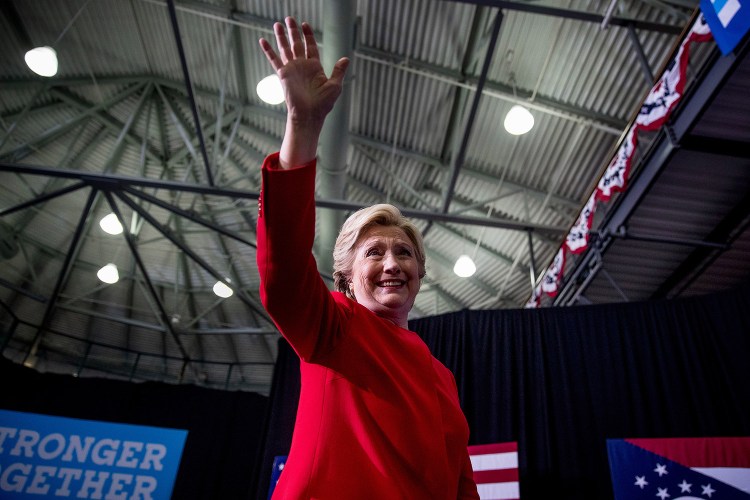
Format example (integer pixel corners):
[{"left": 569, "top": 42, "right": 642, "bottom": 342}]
[
  {"left": 20, "top": 0, "right": 92, "bottom": 78},
  {"left": 256, "top": 74, "right": 285, "bottom": 105},
  {"left": 24, "top": 46, "right": 58, "bottom": 77},
  {"left": 99, "top": 213, "right": 123, "bottom": 235},
  {"left": 504, "top": 70, "right": 534, "bottom": 135},
  {"left": 453, "top": 255, "right": 477, "bottom": 278},
  {"left": 213, "top": 280, "right": 233, "bottom": 298},
  {"left": 97, "top": 263, "right": 119, "bottom": 284},
  {"left": 504, "top": 105, "right": 535, "bottom": 135}
]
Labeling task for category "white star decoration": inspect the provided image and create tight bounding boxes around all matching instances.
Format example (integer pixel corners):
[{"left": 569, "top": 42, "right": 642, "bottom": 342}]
[
  {"left": 678, "top": 480, "right": 692, "bottom": 493},
  {"left": 654, "top": 463, "right": 668, "bottom": 477},
  {"left": 702, "top": 483, "right": 715, "bottom": 497},
  {"left": 631, "top": 461, "right": 724, "bottom": 500}
]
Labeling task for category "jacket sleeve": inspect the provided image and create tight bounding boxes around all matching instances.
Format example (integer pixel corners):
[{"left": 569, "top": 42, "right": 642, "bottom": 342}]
[{"left": 256, "top": 152, "right": 348, "bottom": 362}]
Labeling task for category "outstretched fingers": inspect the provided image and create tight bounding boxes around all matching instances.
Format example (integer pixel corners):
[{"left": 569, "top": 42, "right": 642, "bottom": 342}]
[
  {"left": 260, "top": 17, "right": 316, "bottom": 71},
  {"left": 258, "top": 37, "right": 282, "bottom": 72},
  {"left": 273, "top": 21, "right": 293, "bottom": 64},
  {"left": 301, "top": 22, "right": 319, "bottom": 60},
  {"left": 285, "top": 17, "right": 306, "bottom": 59}
]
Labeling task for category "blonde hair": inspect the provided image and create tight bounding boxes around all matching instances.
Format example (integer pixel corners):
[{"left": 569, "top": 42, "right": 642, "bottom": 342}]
[{"left": 333, "top": 204, "right": 426, "bottom": 297}]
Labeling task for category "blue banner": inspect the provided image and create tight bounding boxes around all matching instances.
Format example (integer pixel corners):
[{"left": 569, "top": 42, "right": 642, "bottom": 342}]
[
  {"left": 0, "top": 409, "right": 187, "bottom": 499},
  {"left": 267, "top": 455, "right": 287, "bottom": 499},
  {"left": 701, "top": 0, "right": 750, "bottom": 54}
]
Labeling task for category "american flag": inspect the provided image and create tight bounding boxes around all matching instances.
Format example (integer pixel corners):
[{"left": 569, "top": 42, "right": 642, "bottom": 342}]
[
  {"left": 469, "top": 442, "right": 520, "bottom": 500},
  {"left": 607, "top": 438, "right": 750, "bottom": 499}
]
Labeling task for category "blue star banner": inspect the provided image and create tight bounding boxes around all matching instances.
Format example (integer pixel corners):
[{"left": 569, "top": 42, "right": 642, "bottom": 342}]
[{"left": 607, "top": 438, "right": 750, "bottom": 499}]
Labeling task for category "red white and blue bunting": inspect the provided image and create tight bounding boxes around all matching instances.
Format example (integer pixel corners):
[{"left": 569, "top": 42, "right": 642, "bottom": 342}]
[
  {"left": 525, "top": 284, "right": 542, "bottom": 309},
  {"left": 566, "top": 191, "right": 598, "bottom": 254},
  {"left": 636, "top": 15, "right": 712, "bottom": 131},
  {"left": 596, "top": 126, "right": 638, "bottom": 202},
  {"left": 526, "top": 14, "right": 713, "bottom": 308},
  {"left": 540, "top": 247, "right": 566, "bottom": 297}
]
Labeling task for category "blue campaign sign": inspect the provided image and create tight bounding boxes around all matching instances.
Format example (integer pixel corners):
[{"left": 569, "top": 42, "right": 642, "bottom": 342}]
[
  {"left": 701, "top": 0, "right": 750, "bottom": 54},
  {"left": 0, "top": 409, "right": 187, "bottom": 499}
]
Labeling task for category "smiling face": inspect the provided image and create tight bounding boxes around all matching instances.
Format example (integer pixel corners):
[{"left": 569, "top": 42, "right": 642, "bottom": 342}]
[{"left": 349, "top": 225, "right": 421, "bottom": 328}]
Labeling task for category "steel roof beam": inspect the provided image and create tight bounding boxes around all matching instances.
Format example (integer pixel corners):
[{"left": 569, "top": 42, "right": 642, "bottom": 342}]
[
  {"left": 102, "top": 82, "right": 155, "bottom": 174},
  {"left": 166, "top": 105, "right": 242, "bottom": 167},
  {"left": 356, "top": 48, "right": 625, "bottom": 135},
  {"left": 351, "top": 133, "right": 581, "bottom": 211},
  {"left": 212, "top": 25, "right": 235, "bottom": 176},
  {"left": 191, "top": 190, "right": 273, "bottom": 368},
  {"left": 420, "top": 185, "right": 565, "bottom": 245},
  {"left": 123, "top": 186, "right": 255, "bottom": 247},
  {"left": 650, "top": 187, "right": 750, "bottom": 299},
  {"left": 103, "top": 191, "right": 195, "bottom": 365},
  {"left": 114, "top": 191, "right": 269, "bottom": 319},
  {"left": 0, "top": 86, "right": 49, "bottom": 152},
  {"left": 166, "top": 0, "right": 214, "bottom": 186},
  {"left": 2, "top": 62, "right": 624, "bottom": 135},
  {"left": 0, "top": 102, "right": 69, "bottom": 126},
  {"left": 440, "top": 9, "right": 503, "bottom": 217},
  {"left": 626, "top": 26, "right": 655, "bottom": 85},
  {"left": 173, "top": 214, "right": 206, "bottom": 364},
  {"left": 0, "top": 85, "right": 144, "bottom": 161},
  {"left": 445, "top": 0, "right": 683, "bottom": 34},
  {"left": 46, "top": 85, "right": 164, "bottom": 163},
  {"left": 1, "top": 160, "right": 567, "bottom": 234},
  {"left": 24, "top": 188, "right": 97, "bottom": 364},
  {"left": 553, "top": 46, "right": 736, "bottom": 306},
  {"left": 144, "top": 0, "right": 646, "bottom": 131},
  {"left": 0, "top": 182, "right": 87, "bottom": 217}
]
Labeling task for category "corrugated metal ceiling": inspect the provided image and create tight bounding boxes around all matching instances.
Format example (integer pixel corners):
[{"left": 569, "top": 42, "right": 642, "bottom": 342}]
[{"left": 1, "top": 0, "right": 747, "bottom": 394}]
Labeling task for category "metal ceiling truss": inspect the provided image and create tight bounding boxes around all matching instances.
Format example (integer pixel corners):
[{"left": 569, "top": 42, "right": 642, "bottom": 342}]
[
  {"left": 439, "top": 7, "right": 504, "bottom": 223},
  {"left": 2, "top": 311, "right": 272, "bottom": 389},
  {"left": 139, "top": 0, "right": 632, "bottom": 132},
  {"left": 553, "top": 46, "right": 739, "bottom": 306},
  {"left": 166, "top": 0, "right": 214, "bottom": 186},
  {"left": 0, "top": 1, "right": 699, "bottom": 354},
  {"left": 0, "top": 174, "right": 274, "bottom": 383},
  {"left": 1, "top": 161, "right": 569, "bottom": 235},
  {"left": 649, "top": 181, "right": 750, "bottom": 299},
  {"left": 350, "top": 133, "right": 581, "bottom": 213},
  {"left": 446, "top": 0, "right": 685, "bottom": 34}
]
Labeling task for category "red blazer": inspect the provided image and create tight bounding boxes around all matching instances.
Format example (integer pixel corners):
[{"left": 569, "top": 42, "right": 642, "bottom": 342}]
[{"left": 257, "top": 153, "right": 479, "bottom": 499}]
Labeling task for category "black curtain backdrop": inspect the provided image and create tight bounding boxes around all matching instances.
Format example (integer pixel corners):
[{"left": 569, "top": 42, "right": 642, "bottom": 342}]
[
  {"left": 257, "top": 284, "right": 750, "bottom": 499},
  {"left": 0, "top": 360, "right": 268, "bottom": 499}
]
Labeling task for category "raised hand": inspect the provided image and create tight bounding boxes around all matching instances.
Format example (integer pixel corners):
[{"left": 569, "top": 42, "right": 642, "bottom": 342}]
[{"left": 259, "top": 17, "right": 349, "bottom": 131}]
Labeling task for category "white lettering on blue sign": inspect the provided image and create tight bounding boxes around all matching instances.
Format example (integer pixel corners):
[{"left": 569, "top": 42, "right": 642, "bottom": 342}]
[
  {"left": 711, "top": 0, "right": 741, "bottom": 27},
  {"left": 0, "top": 410, "right": 186, "bottom": 500}
]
